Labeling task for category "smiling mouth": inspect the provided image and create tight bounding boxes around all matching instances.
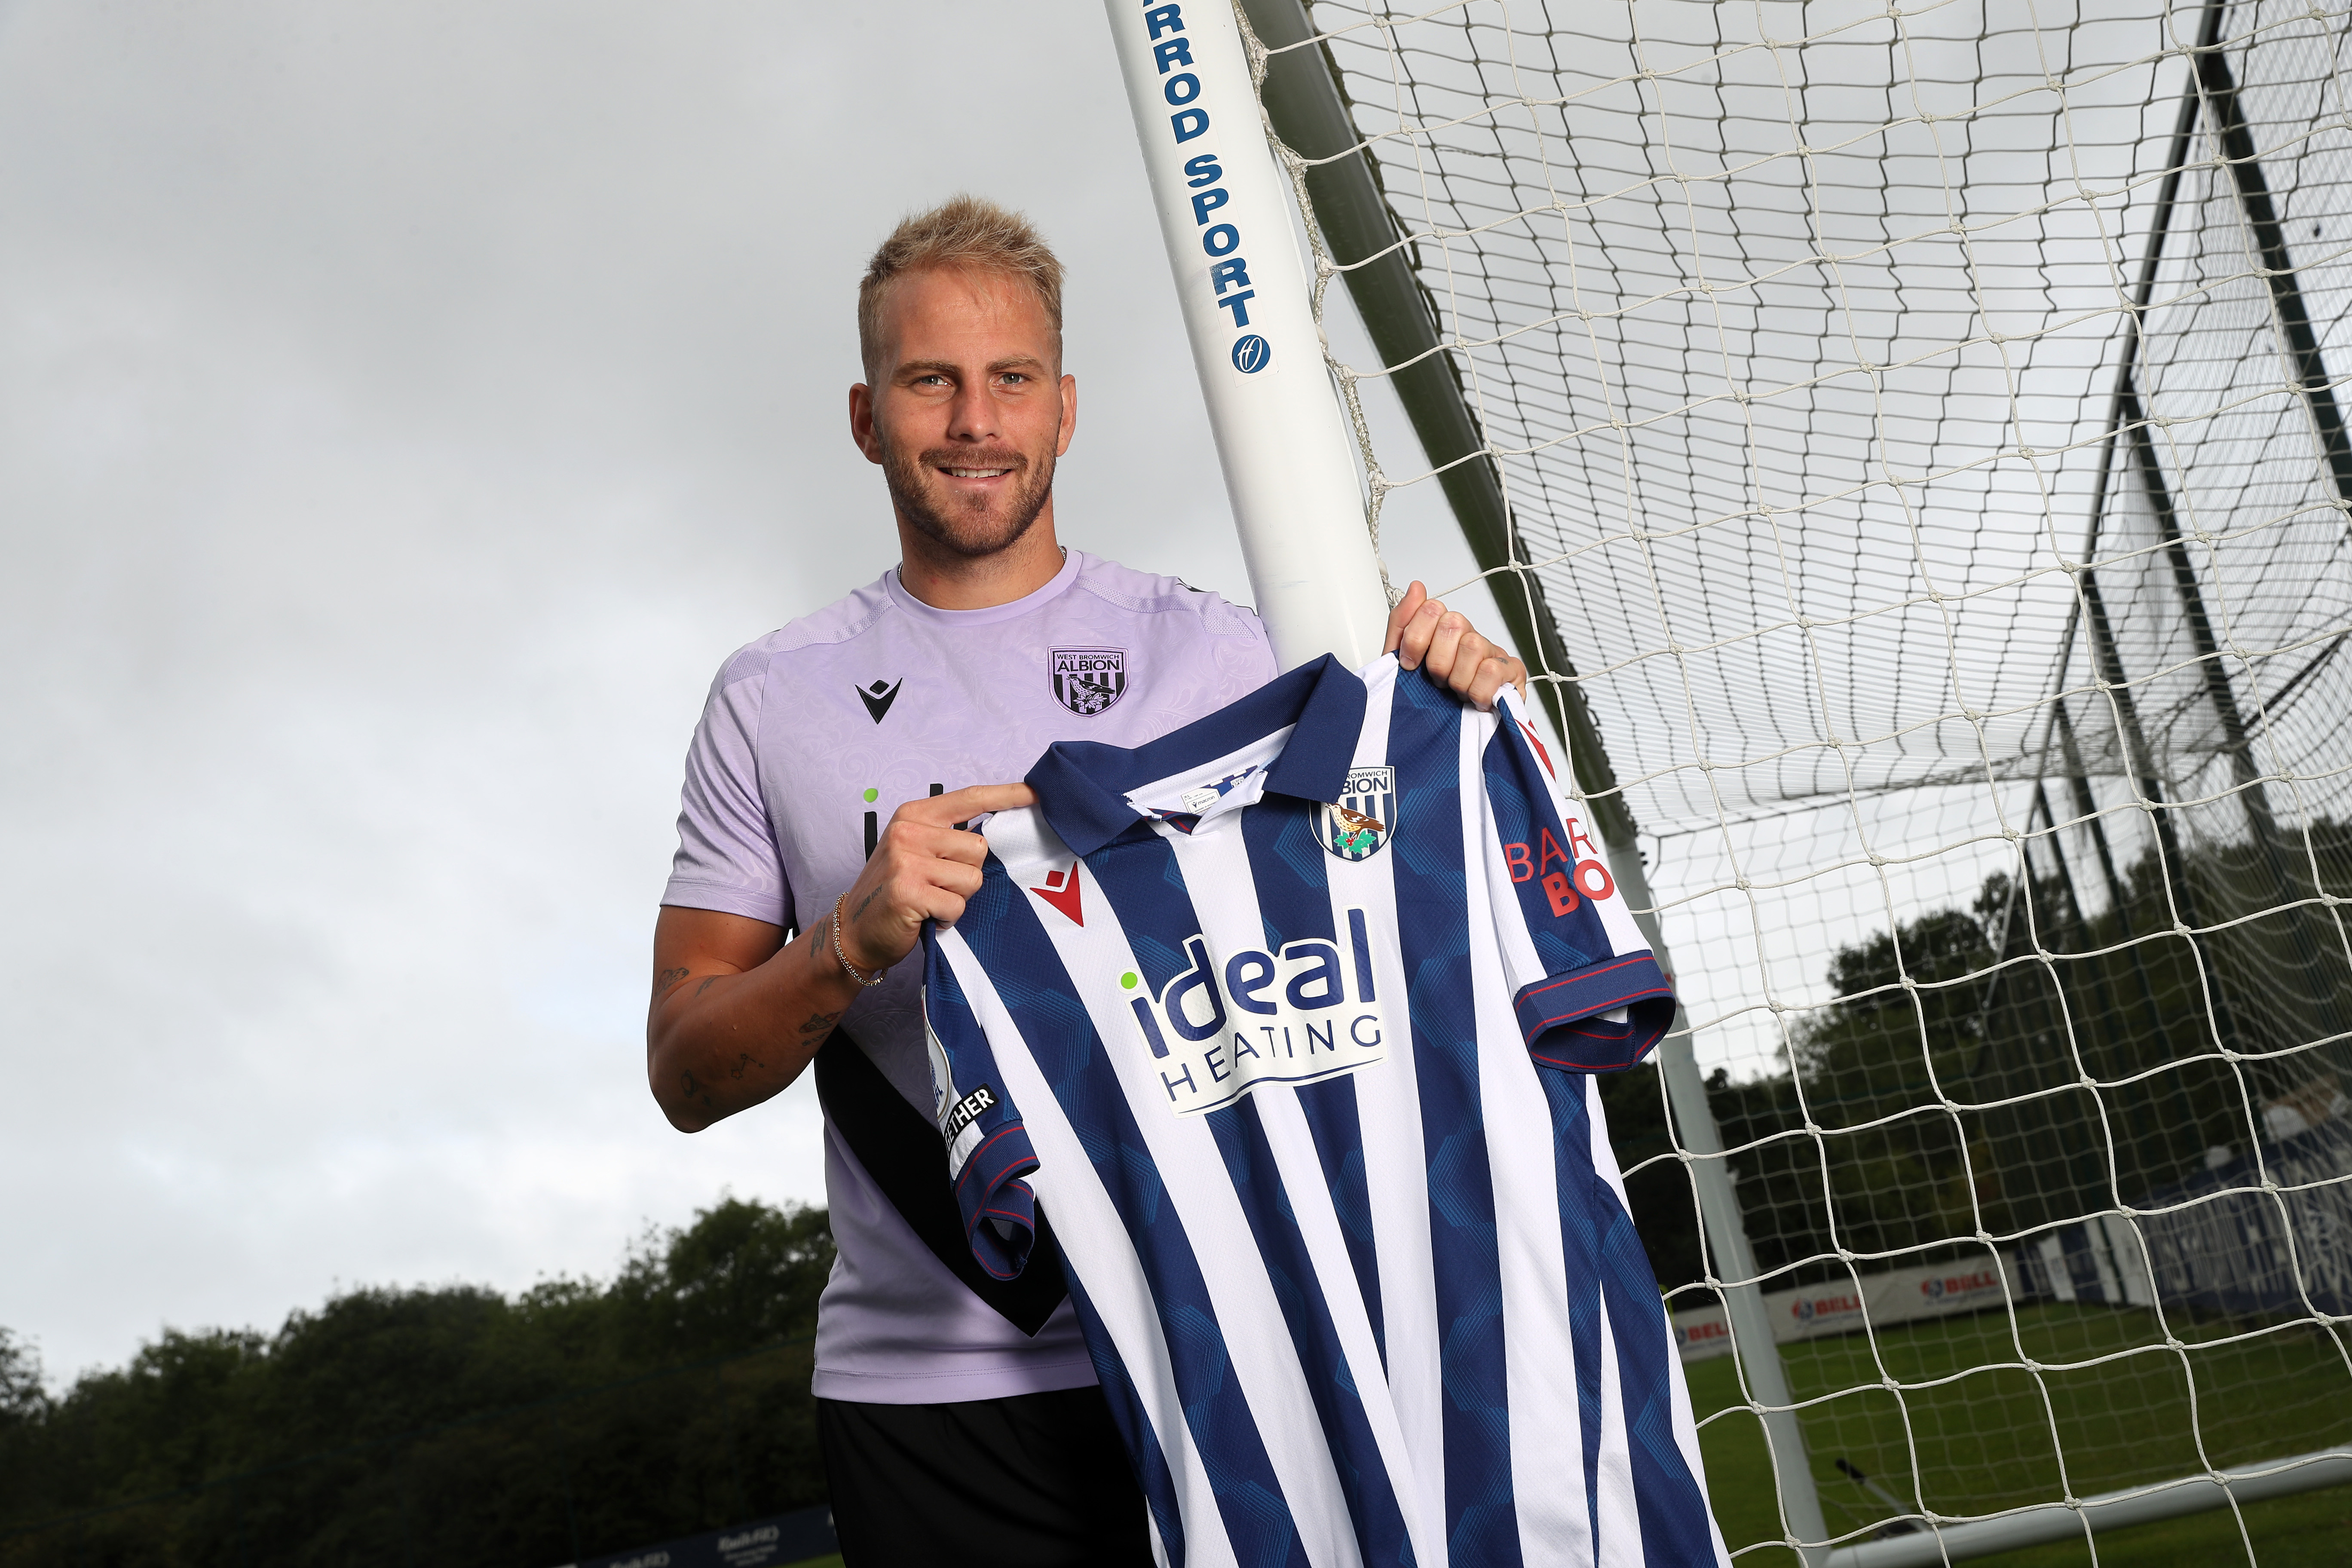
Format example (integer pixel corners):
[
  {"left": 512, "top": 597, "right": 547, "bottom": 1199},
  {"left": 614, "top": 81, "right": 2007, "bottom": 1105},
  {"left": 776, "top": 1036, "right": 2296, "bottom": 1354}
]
[{"left": 941, "top": 467, "right": 1015, "bottom": 479}]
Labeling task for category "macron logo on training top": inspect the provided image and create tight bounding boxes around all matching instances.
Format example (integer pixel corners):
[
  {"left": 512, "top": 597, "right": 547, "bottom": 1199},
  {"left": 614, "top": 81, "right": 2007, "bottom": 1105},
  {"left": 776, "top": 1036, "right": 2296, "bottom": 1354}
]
[{"left": 856, "top": 677, "right": 904, "bottom": 723}]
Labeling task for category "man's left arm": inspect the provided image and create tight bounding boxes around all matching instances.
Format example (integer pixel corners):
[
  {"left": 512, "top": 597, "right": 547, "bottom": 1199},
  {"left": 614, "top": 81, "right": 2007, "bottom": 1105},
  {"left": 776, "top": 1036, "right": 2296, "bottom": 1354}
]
[{"left": 1384, "top": 580, "right": 1529, "bottom": 710}]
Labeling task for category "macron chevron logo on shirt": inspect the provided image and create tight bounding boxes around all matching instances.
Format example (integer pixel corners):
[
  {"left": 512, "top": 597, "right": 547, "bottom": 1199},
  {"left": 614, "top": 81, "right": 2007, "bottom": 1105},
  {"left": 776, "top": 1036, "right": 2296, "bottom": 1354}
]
[{"left": 919, "top": 655, "right": 1730, "bottom": 1568}]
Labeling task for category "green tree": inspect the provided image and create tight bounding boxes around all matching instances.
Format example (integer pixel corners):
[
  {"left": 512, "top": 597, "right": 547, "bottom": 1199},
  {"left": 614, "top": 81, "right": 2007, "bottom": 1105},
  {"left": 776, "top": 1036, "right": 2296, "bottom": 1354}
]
[
  {"left": 0, "top": 1198, "right": 834, "bottom": 1567},
  {"left": 1632, "top": 815, "right": 2352, "bottom": 1300}
]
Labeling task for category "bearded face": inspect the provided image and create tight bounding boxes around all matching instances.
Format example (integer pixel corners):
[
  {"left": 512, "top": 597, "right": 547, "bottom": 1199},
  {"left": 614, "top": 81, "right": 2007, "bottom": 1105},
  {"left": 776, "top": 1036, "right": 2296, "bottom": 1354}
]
[
  {"left": 878, "top": 429, "right": 1057, "bottom": 560},
  {"left": 856, "top": 267, "right": 1074, "bottom": 569}
]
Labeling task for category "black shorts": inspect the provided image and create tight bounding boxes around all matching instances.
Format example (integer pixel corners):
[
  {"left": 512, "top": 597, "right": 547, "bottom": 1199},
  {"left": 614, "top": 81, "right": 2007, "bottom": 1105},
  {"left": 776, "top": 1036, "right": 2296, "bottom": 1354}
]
[{"left": 818, "top": 1385, "right": 1154, "bottom": 1568}]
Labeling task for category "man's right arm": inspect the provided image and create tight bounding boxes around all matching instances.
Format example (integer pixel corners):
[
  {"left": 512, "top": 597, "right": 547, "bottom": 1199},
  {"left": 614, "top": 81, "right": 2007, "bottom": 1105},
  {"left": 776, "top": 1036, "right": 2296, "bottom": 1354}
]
[{"left": 646, "top": 782, "right": 1036, "bottom": 1132}]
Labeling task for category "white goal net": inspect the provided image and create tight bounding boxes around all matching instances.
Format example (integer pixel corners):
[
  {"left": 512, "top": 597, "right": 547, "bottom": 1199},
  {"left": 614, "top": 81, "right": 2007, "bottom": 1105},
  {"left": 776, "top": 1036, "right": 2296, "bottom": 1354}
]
[{"left": 1235, "top": 0, "right": 2352, "bottom": 1559}]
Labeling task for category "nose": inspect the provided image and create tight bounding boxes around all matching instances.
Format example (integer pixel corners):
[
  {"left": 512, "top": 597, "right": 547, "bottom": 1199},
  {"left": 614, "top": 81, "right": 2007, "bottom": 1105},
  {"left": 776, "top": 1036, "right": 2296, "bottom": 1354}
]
[{"left": 944, "top": 377, "right": 1001, "bottom": 444}]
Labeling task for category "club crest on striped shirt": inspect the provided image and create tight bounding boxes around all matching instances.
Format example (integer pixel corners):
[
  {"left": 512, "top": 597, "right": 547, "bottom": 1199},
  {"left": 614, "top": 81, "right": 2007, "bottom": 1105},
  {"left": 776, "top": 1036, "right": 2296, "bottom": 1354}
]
[
  {"left": 1319, "top": 767, "right": 1395, "bottom": 861},
  {"left": 1049, "top": 647, "right": 1127, "bottom": 715}
]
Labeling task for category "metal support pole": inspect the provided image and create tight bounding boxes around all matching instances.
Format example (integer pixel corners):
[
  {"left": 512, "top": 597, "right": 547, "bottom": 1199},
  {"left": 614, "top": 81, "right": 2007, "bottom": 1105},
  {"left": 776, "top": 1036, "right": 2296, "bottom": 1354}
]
[
  {"left": 2191, "top": 7, "right": 2352, "bottom": 511},
  {"left": 2069, "top": 12, "right": 2255, "bottom": 1069},
  {"left": 2056, "top": 0, "right": 2347, "bottom": 1078},
  {"left": 2116, "top": 388, "right": 2284, "bottom": 843},
  {"left": 1235, "top": 0, "right": 1830, "bottom": 1555},
  {"left": 1619, "top": 837, "right": 1833, "bottom": 1566},
  {"left": 2074, "top": 545, "right": 2250, "bottom": 1065},
  {"left": 2115, "top": 379, "right": 2346, "bottom": 1049},
  {"left": 2174, "top": 11, "right": 2352, "bottom": 1044}
]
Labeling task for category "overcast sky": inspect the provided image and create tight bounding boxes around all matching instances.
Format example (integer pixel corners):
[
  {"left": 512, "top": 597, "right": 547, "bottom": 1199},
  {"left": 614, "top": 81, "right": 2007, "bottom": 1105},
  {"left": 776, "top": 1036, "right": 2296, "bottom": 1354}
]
[{"left": 0, "top": 0, "right": 1499, "bottom": 1381}]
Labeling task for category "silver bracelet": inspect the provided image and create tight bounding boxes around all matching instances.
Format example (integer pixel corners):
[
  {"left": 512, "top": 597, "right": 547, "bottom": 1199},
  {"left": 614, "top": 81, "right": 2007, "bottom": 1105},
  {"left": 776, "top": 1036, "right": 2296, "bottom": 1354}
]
[{"left": 831, "top": 893, "right": 887, "bottom": 987}]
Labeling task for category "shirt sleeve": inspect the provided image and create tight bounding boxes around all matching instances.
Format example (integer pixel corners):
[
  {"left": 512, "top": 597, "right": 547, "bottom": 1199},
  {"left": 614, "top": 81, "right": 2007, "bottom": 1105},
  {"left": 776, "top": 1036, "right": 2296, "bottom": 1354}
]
[
  {"left": 1479, "top": 687, "right": 1676, "bottom": 1073},
  {"left": 923, "top": 925, "right": 1042, "bottom": 1280},
  {"left": 1221, "top": 597, "right": 1281, "bottom": 689},
  {"left": 661, "top": 653, "right": 795, "bottom": 929}
]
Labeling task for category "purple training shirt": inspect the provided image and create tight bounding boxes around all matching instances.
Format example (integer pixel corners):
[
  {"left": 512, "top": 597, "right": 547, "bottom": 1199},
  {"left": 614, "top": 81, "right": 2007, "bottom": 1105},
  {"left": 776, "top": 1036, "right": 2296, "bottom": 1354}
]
[{"left": 663, "top": 548, "right": 1278, "bottom": 1402}]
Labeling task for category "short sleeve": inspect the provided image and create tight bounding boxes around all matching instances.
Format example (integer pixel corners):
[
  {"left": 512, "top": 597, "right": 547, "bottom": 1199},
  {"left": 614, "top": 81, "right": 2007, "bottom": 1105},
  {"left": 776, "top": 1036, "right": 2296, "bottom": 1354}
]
[
  {"left": 1479, "top": 688, "right": 1675, "bottom": 1072},
  {"left": 662, "top": 655, "right": 795, "bottom": 929},
  {"left": 924, "top": 925, "right": 1042, "bottom": 1280},
  {"left": 1216, "top": 597, "right": 1281, "bottom": 690}
]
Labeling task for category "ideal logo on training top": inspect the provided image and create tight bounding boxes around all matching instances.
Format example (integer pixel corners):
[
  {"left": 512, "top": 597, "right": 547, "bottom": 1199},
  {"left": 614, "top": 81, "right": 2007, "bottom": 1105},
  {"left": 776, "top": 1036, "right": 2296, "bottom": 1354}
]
[{"left": 1121, "top": 910, "right": 1388, "bottom": 1115}]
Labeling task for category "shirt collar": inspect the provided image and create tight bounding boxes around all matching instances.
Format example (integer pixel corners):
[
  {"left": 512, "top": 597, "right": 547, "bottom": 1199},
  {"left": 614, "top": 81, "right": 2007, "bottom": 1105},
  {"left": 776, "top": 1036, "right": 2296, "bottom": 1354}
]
[
  {"left": 882, "top": 546, "right": 1082, "bottom": 627},
  {"left": 1026, "top": 653, "right": 1372, "bottom": 856}
]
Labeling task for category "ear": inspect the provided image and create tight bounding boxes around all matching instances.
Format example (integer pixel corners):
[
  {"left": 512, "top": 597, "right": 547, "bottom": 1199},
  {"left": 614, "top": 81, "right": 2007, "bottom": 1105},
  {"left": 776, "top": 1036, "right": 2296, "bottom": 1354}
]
[
  {"left": 1055, "top": 373, "right": 1078, "bottom": 458},
  {"left": 849, "top": 382, "right": 884, "bottom": 465}
]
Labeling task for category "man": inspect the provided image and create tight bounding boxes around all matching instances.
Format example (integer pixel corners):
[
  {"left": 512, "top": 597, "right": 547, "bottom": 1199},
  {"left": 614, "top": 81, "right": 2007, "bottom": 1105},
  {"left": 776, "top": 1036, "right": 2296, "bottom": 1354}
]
[{"left": 648, "top": 196, "right": 1524, "bottom": 1565}]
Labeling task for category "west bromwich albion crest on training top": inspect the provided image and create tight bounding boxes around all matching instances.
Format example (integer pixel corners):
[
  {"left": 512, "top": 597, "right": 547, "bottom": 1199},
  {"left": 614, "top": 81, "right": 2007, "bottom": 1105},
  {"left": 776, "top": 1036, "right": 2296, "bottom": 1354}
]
[
  {"left": 920, "top": 654, "right": 1731, "bottom": 1568},
  {"left": 1050, "top": 646, "right": 1128, "bottom": 715}
]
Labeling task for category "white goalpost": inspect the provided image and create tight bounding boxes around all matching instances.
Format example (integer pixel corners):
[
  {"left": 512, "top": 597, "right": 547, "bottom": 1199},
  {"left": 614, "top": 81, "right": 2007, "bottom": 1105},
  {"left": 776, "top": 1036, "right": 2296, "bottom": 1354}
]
[
  {"left": 1100, "top": 0, "right": 1390, "bottom": 672},
  {"left": 1108, "top": 0, "right": 2352, "bottom": 1564}
]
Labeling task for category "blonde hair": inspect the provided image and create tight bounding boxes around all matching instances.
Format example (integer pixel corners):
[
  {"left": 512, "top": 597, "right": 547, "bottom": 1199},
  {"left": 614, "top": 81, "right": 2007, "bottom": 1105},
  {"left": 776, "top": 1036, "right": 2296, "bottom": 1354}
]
[{"left": 858, "top": 196, "right": 1066, "bottom": 377}]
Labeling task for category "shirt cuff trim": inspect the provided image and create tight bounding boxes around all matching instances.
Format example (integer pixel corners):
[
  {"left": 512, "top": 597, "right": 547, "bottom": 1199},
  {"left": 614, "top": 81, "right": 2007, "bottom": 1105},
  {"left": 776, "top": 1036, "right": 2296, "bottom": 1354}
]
[
  {"left": 1514, "top": 953, "right": 1677, "bottom": 1073},
  {"left": 951, "top": 1122, "right": 1039, "bottom": 1280}
]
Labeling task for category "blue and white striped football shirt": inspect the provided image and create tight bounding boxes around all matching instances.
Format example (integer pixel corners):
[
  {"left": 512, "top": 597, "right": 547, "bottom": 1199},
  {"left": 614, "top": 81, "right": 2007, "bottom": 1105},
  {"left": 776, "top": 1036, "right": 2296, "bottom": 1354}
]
[{"left": 922, "top": 653, "right": 1729, "bottom": 1568}]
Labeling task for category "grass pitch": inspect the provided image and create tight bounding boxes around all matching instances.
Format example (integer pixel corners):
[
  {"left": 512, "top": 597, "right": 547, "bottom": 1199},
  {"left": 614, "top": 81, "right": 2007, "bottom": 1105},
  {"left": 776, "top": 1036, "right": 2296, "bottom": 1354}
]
[
  {"left": 1687, "top": 1302, "right": 2352, "bottom": 1564},
  {"left": 792, "top": 1303, "right": 2352, "bottom": 1565}
]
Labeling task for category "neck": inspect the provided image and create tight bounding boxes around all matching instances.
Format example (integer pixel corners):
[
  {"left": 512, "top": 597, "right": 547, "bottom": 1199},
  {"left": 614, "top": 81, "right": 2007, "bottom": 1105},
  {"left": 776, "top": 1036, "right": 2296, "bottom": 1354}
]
[{"left": 894, "top": 504, "right": 1068, "bottom": 610}]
